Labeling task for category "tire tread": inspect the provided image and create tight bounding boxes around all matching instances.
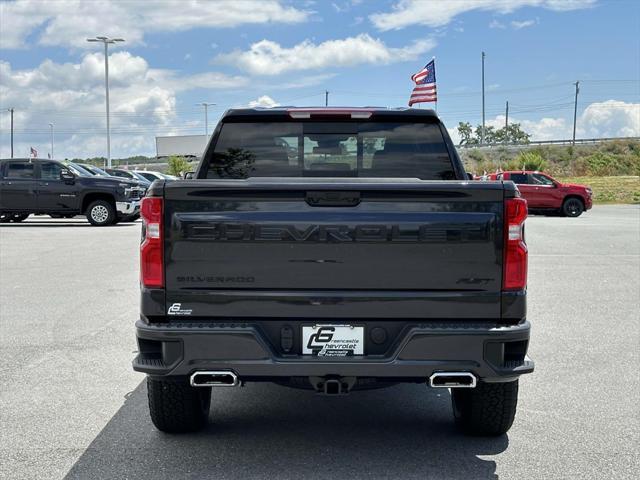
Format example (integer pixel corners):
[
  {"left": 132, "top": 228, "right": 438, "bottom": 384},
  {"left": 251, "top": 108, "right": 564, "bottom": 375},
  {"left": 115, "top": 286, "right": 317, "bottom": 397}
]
[
  {"left": 452, "top": 380, "right": 519, "bottom": 436},
  {"left": 147, "top": 377, "right": 211, "bottom": 433}
]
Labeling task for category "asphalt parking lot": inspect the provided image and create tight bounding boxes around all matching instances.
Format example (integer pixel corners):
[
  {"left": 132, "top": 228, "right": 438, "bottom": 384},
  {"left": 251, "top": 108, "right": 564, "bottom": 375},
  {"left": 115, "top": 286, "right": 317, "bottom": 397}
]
[{"left": 1, "top": 205, "right": 638, "bottom": 480}]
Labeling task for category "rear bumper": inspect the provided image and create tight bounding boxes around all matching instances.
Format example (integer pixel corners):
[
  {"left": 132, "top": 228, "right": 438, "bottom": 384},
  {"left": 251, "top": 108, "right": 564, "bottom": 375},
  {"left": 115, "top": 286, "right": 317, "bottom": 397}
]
[{"left": 133, "top": 319, "right": 533, "bottom": 383}]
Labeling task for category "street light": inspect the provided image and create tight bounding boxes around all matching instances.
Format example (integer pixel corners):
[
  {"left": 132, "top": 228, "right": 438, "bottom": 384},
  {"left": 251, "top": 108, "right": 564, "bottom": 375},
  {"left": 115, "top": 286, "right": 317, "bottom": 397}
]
[
  {"left": 196, "top": 102, "right": 216, "bottom": 135},
  {"left": 49, "top": 123, "right": 54, "bottom": 159},
  {"left": 87, "top": 36, "right": 125, "bottom": 168}
]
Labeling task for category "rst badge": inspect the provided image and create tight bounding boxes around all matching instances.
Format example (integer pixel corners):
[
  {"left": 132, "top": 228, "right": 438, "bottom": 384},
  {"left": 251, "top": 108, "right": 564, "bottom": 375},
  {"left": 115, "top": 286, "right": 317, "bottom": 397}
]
[
  {"left": 167, "top": 303, "right": 192, "bottom": 316},
  {"left": 302, "top": 325, "right": 364, "bottom": 356}
]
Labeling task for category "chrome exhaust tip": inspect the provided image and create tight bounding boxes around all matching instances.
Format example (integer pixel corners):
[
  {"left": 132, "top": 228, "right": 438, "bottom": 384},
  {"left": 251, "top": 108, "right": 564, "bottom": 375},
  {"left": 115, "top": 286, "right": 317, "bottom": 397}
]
[
  {"left": 190, "top": 370, "right": 239, "bottom": 387},
  {"left": 429, "top": 372, "right": 477, "bottom": 388}
]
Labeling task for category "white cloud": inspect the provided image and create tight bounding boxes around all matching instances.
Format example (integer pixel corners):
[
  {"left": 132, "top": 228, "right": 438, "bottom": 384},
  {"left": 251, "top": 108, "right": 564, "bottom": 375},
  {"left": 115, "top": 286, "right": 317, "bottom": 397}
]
[
  {"left": 370, "top": 0, "right": 595, "bottom": 30},
  {"left": 511, "top": 19, "right": 536, "bottom": 29},
  {"left": 514, "top": 116, "right": 571, "bottom": 140},
  {"left": 331, "top": 2, "right": 347, "bottom": 13},
  {"left": 0, "top": 53, "right": 247, "bottom": 158},
  {"left": 0, "top": 0, "right": 310, "bottom": 49},
  {"left": 247, "top": 95, "right": 280, "bottom": 108},
  {"left": 579, "top": 100, "right": 640, "bottom": 138},
  {"left": 447, "top": 127, "right": 462, "bottom": 145},
  {"left": 215, "top": 34, "right": 436, "bottom": 75},
  {"left": 489, "top": 19, "right": 506, "bottom": 29},
  {"left": 481, "top": 100, "right": 640, "bottom": 141}
]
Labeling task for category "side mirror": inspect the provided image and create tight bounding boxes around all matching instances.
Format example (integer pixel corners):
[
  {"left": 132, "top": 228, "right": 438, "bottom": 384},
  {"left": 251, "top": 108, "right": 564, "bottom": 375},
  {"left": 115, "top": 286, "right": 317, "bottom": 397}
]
[
  {"left": 184, "top": 171, "right": 195, "bottom": 180},
  {"left": 466, "top": 172, "right": 474, "bottom": 180},
  {"left": 60, "top": 170, "right": 75, "bottom": 182}
]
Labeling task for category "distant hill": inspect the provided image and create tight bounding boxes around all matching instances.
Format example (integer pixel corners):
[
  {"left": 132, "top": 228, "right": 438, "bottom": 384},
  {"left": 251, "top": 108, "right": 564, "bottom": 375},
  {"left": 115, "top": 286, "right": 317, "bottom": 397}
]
[{"left": 458, "top": 139, "right": 640, "bottom": 177}]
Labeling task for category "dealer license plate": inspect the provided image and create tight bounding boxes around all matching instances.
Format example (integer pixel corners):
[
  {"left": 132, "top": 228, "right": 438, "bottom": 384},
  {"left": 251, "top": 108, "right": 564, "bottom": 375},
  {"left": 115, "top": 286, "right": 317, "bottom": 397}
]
[{"left": 302, "top": 325, "right": 364, "bottom": 357}]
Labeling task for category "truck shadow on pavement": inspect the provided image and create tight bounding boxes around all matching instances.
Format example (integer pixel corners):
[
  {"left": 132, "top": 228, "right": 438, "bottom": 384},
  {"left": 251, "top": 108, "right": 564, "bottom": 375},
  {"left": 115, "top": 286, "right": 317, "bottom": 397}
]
[
  {"left": 65, "top": 381, "right": 508, "bottom": 480},
  {"left": 0, "top": 221, "right": 137, "bottom": 228}
]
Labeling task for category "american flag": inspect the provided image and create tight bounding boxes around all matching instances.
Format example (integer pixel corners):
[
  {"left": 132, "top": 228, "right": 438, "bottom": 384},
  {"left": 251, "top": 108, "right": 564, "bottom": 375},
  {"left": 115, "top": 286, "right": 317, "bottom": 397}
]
[
  {"left": 30, "top": 147, "right": 38, "bottom": 158},
  {"left": 409, "top": 59, "right": 437, "bottom": 106}
]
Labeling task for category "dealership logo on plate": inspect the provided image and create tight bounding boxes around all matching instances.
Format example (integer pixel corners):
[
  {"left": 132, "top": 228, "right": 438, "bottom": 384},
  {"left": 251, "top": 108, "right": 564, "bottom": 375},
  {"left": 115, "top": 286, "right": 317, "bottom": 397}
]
[
  {"left": 167, "top": 303, "right": 192, "bottom": 316},
  {"left": 302, "top": 325, "right": 363, "bottom": 356}
]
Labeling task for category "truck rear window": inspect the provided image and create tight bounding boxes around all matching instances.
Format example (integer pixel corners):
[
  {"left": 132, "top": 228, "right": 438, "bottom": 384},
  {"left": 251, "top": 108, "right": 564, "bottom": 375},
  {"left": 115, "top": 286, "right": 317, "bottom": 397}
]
[{"left": 205, "top": 122, "right": 455, "bottom": 180}]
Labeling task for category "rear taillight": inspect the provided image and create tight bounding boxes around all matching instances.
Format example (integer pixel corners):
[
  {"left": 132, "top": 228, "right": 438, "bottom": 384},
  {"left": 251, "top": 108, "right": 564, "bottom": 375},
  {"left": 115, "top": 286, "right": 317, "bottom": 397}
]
[
  {"left": 503, "top": 197, "right": 528, "bottom": 291},
  {"left": 140, "top": 196, "right": 163, "bottom": 288}
]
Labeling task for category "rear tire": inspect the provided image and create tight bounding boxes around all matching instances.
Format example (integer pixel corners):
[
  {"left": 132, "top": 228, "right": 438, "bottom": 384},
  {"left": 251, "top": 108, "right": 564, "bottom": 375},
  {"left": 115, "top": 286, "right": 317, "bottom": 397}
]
[
  {"left": 451, "top": 380, "right": 519, "bottom": 436},
  {"left": 0, "top": 213, "right": 11, "bottom": 223},
  {"left": 86, "top": 200, "right": 116, "bottom": 226},
  {"left": 12, "top": 213, "right": 29, "bottom": 222},
  {"left": 562, "top": 197, "right": 584, "bottom": 217},
  {"left": 147, "top": 377, "right": 211, "bottom": 433}
]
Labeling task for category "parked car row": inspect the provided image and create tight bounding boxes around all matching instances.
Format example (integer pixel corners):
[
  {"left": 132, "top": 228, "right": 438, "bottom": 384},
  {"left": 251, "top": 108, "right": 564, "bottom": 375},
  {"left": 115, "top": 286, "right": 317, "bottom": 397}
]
[
  {"left": 476, "top": 170, "right": 592, "bottom": 217},
  {"left": 134, "top": 170, "right": 178, "bottom": 182},
  {"left": 1, "top": 156, "right": 593, "bottom": 226},
  {"left": 0, "top": 158, "right": 148, "bottom": 226},
  {"left": 103, "top": 167, "right": 178, "bottom": 184}
]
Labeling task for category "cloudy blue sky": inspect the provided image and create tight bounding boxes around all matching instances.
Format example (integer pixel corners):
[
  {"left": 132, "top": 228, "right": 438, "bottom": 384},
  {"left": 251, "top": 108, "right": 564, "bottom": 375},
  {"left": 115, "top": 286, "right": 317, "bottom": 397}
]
[{"left": 1, "top": 0, "right": 638, "bottom": 159}]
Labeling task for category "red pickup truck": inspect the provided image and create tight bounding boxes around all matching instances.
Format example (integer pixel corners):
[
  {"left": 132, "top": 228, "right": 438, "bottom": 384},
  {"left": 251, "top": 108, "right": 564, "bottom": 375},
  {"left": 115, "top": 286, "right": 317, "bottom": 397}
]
[{"left": 485, "top": 171, "right": 592, "bottom": 217}]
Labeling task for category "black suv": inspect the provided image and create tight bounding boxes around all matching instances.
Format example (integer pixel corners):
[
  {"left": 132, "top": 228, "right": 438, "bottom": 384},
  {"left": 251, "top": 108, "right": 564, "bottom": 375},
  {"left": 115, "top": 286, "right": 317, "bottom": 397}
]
[{"left": 0, "top": 158, "right": 144, "bottom": 226}]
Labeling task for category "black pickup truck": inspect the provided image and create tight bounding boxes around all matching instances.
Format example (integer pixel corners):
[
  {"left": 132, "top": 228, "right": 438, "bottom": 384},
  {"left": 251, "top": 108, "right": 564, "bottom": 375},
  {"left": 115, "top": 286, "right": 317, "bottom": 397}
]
[
  {"left": 133, "top": 107, "right": 533, "bottom": 436},
  {"left": 0, "top": 158, "right": 144, "bottom": 225}
]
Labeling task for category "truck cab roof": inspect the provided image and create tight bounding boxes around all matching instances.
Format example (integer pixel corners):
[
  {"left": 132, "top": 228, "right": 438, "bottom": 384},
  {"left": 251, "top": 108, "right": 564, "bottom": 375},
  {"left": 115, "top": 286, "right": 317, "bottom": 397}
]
[{"left": 221, "top": 106, "right": 439, "bottom": 120}]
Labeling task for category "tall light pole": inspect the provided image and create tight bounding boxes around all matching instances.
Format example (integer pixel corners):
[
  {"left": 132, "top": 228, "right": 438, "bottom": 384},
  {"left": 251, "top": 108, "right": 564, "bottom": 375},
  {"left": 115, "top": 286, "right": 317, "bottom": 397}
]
[
  {"left": 8, "top": 108, "right": 14, "bottom": 158},
  {"left": 87, "top": 36, "right": 125, "bottom": 167},
  {"left": 481, "top": 51, "right": 486, "bottom": 145},
  {"left": 572, "top": 81, "right": 580, "bottom": 145},
  {"left": 196, "top": 103, "right": 216, "bottom": 135},
  {"left": 49, "top": 123, "right": 54, "bottom": 159}
]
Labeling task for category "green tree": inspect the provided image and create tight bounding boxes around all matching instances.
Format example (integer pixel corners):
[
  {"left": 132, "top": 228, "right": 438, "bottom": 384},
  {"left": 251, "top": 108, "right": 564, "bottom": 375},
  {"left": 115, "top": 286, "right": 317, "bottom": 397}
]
[
  {"left": 457, "top": 122, "right": 476, "bottom": 145},
  {"left": 475, "top": 125, "right": 497, "bottom": 144},
  {"left": 167, "top": 155, "right": 190, "bottom": 177},
  {"left": 502, "top": 123, "right": 531, "bottom": 144},
  {"left": 457, "top": 122, "right": 531, "bottom": 145}
]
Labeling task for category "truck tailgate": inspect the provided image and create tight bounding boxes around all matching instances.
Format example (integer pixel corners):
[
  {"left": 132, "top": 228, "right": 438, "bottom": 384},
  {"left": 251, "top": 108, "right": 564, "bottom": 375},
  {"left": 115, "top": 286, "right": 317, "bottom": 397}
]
[{"left": 162, "top": 179, "right": 506, "bottom": 319}]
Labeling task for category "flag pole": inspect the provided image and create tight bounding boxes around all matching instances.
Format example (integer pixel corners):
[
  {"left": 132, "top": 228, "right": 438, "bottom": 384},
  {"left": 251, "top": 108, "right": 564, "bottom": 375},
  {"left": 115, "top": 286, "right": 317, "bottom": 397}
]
[{"left": 432, "top": 56, "right": 437, "bottom": 114}]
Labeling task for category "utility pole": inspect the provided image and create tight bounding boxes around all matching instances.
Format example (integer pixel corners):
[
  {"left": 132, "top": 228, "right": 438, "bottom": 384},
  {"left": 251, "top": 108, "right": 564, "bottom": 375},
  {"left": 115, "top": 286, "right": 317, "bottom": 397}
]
[
  {"left": 572, "top": 81, "right": 580, "bottom": 145},
  {"left": 481, "top": 51, "right": 486, "bottom": 145},
  {"left": 86, "top": 36, "right": 125, "bottom": 168},
  {"left": 325, "top": 90, "right": 329, "bottom": 107},
  {"left": 196, "top": 103, "right": 216, "bottom": 135},
  {"left": 505, "top": 101, "right": 509, "bottom": 144},
  {"left": 8, "top": 108, "right": 14, "bottom": 158},
  {"left": 49, "top": 123, "right": 54, "bottom": 159}
]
